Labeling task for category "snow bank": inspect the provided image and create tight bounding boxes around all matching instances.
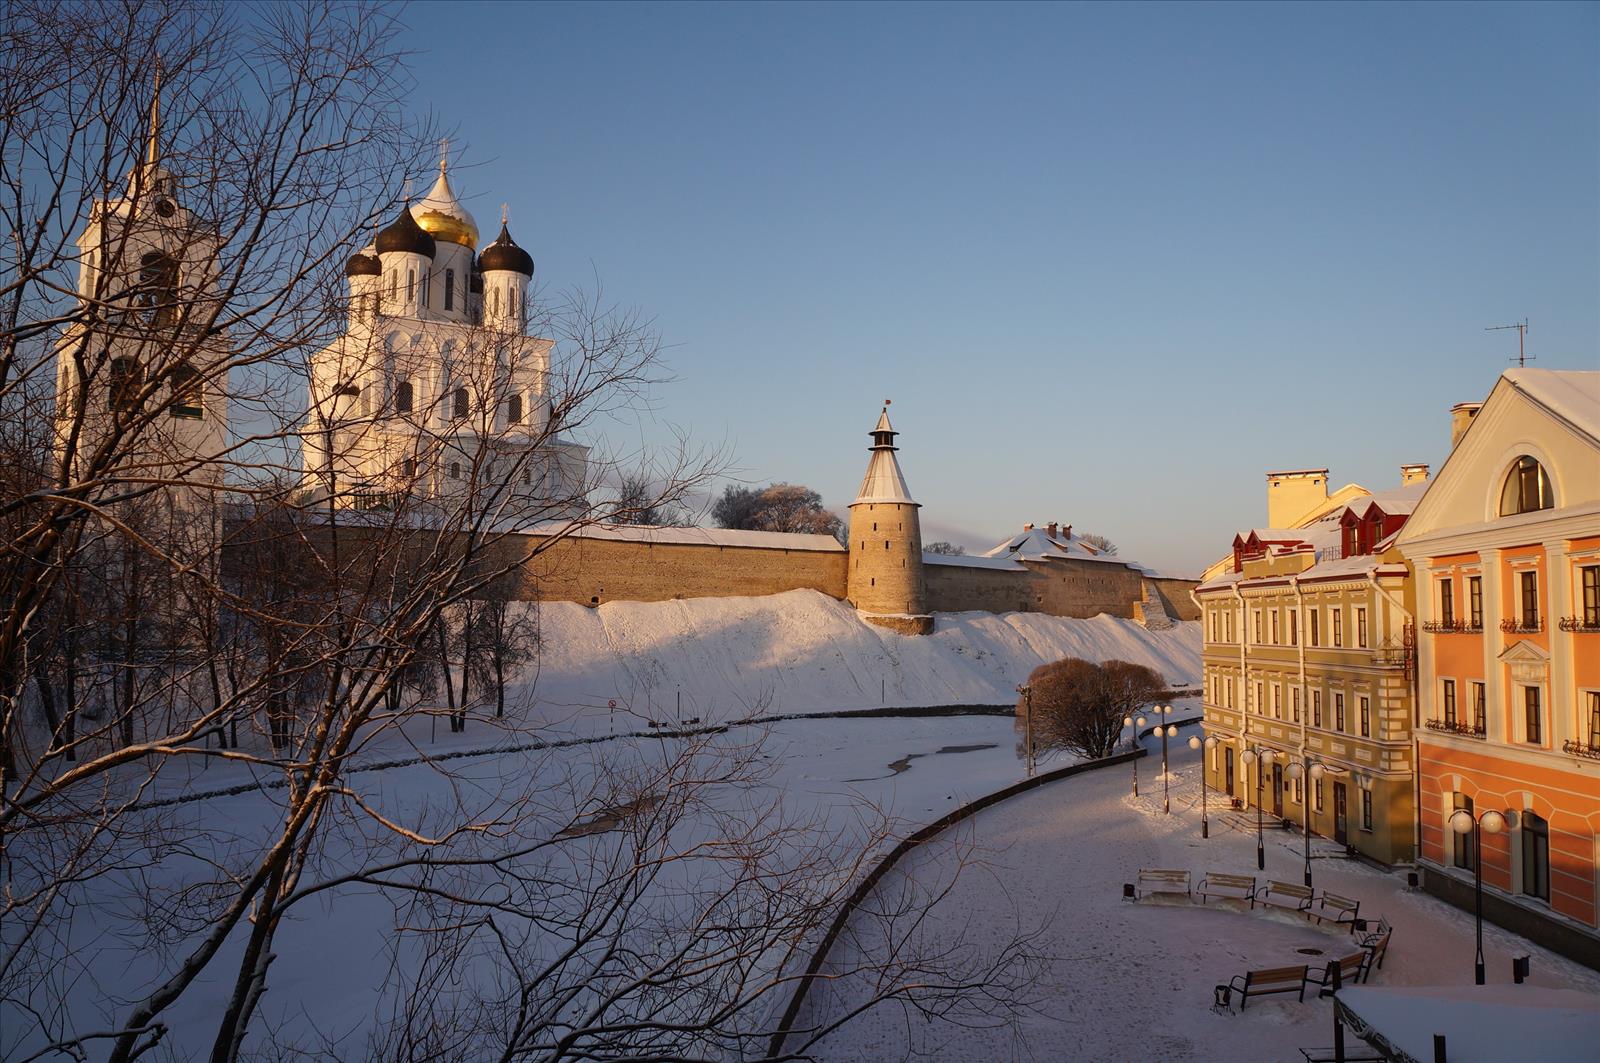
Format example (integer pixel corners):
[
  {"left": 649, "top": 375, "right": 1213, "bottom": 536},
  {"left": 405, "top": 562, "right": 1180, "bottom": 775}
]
[{"left": 516, "top": 589, "right": 1201, "bottom": 733}]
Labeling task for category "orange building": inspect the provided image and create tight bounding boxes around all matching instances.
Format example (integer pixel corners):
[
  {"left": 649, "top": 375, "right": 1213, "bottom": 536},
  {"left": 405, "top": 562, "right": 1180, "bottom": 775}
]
[{"left": 1397, "top": 368, "right": 1600, "bottom": 968}]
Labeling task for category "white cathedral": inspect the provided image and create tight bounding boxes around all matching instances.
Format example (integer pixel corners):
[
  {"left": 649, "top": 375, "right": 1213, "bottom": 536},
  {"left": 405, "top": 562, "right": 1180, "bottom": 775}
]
[{"left": 305, "top": 153, "right": 589, "bottom": 516}]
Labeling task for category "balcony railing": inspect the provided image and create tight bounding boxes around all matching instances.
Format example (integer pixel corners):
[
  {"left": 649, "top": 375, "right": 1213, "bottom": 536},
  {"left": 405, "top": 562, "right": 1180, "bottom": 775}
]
[
  {"left": 1562, "top": 739, "right": 1600, "bottom": 761},
  {"left": 1500, "top": 616, "right": 1542, "bottom": 634},
  {"left": 1558, "top": 616, "right": 1600, "bottom": 633},
  {"left": 1425, "top": 718, "right": 1486, "bottom": 739},
  {"left": 1422, "top": 619, "right": 1482, "bottom": 634}
]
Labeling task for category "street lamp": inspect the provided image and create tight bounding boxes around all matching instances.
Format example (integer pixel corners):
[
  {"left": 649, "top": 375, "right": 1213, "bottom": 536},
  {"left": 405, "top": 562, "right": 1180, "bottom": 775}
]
[
  {"left": 1239, "top": 745, "right": 1276, "bottom": 871},
  {"left": 1156, "top": 711, "right": 1179, "bottom": 813},
  {"left": 1016, "top": 684, "right": 1035, "bottom": 777},
  {"left": 1188, "top": 734, "right": 1219, "bottom": 837},
  {"left": 1122, "top": 714, "right": 1147, "bottom": 795},
  {"left": 1283, "top": 759, "right": 1328, "bottom": 888},
  {"left": 1450, "top": 806, "right": 1508, "bottom": 985}
]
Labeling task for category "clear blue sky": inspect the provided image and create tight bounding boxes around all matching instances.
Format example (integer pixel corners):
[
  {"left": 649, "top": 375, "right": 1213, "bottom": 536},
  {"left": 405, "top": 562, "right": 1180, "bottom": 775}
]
[{"left": 399, "top": 1, "right": 1598, "bottom": 574}]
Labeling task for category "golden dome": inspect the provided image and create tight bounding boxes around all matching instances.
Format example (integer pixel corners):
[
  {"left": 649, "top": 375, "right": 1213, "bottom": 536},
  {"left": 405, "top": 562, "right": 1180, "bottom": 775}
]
[{"left": 410, "top": 164, "right": 478, "bottom": 249}]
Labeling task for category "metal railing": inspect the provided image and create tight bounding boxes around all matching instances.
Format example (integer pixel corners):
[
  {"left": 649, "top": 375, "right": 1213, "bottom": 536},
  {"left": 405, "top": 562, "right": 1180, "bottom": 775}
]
[
  {"left": 1422, "top": 619, "right": 1482, "bottom": 634},
  {"left": 1500, "top": 616, "right": 1542, "bottom": 634},
  {"left": 1562, "top": 739, "right": 1600, "bottom": 761},
  {"left": 1425, "top": 718, "right": 1486, "bottom": 739},
  {"left": 1558, "top": 616, "right": 1600, "bottom": 633}
]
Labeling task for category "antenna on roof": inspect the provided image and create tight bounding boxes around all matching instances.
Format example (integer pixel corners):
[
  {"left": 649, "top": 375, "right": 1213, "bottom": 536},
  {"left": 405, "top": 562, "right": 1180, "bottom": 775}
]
[{"left": 1486, "top": 318, "right": 1531, "bottom": 367}]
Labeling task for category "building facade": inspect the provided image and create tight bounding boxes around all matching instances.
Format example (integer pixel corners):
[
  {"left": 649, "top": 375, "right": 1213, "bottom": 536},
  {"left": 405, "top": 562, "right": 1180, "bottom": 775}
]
[
  {"left": 1397, "top": 368, "right": 1600, "bottom": 962},
  {"left": 1197, "top": 472, "right": 1428, "bottom": 865}
]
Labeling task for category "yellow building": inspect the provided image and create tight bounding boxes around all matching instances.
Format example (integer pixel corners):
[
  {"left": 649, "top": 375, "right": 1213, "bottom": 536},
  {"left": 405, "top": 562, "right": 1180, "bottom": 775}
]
[{"left": 1196, "top": 471, "right": 1428, "bottom": 866}]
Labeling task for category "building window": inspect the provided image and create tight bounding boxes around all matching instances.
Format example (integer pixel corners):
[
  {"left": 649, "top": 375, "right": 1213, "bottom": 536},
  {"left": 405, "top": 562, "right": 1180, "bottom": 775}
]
[
  {"left": 1271, "top": 610, "right": 1280, "bottom": 644},
  {"left": 1468, "top": 576, "right": 1483, "bottom": 629},
  {"left": 1334, "top": 693, "right": 1346, "bottom": 732},
  {"left": 1585, "top": 691, "right": 1600, "bottom": 750},
  {"left": 1499, "top": 455, "right": 1554, "bottom": 515},
  {"left": 1521, "top": 812, "right": 1550, "bottom": 902},
  {"left": 1272, "top": 686, "right": 1281, "bottom": 720},
  {"left": 1471, "top": 682, "right": 1486, "bottom": 735},
  {"left": 108, "top": 356, "right": 144, "bottom": 411},
  {"left": 453, "top": 387, "right": 468, "bottom": 419},
  {"left": 395, "top": 379, "right": 413, "bottom": 414},
  {"left": 1356, "top": 607, "right": 1368, "bottom": 648},
  {"left": 1361, "top": 790, "right": 1373, "bottom": 831},
  {"left": 406, "top": 268, "right": 415, "bottom": 303},
  {"left": 1442, "top": 680, "right": 1457, "bottom": 727},
  {"left": 1314, "top": 778, "right": 1324, "bottom": 813},
  {"left": 402, "top": 457, "right": 416, "bottom": 479},
  {"left": 1438, "top": 579, "right": 1455, "bottom": 625},
  {"left": 1453, "top": 793, "right": 1474, "bottom": 870},
  {"left": 419, "top": 270, "right": 430, "bottom": 307},
  {"left": 168, "top": 364, "right": 202, "bottom": 418},
  {"left": 138, "top": 251, "right": 179, "bottom": 326},
  {"left": 1519, "top": 571, "right": 1539, "bottom": 629},
  {"left": 1253, "top": 610, "right": 1263, "bottom": 643},
  {"left": 492, "top": 288, "right": 500, "bottom": 316},
  {"left": 444, "top": 268, "right": 455, "bottom": 311},
  {"left": 1332, "top": 607, "right": 1344, "bottom": 648},
  {"left": 1309, "top": 609, "right": 1320, "bottom": 647},
  {"left": 1288, "top": 609, "right": 1298, "bottom": 645},
  {"left": 507, "top": 393, "right": 523, "bottom": 425},
  {"left": 1292, "top": 687, "right": 1302, "bottom": 724},
  {"left": 1359, "top": 696, "right": 1370, "bottom": 737},
  {"left": 1312, "top": 690, "right": 1322, "bottom": 728},
  {"left": 1524, "top": 687, "right": 1542, "bottom": 744},
  {"left": 448, "top": 461, "right": 460, "bottom": 480},
  {"left": 1584, "top": 567, "right": 1600, "bottom": 627}
]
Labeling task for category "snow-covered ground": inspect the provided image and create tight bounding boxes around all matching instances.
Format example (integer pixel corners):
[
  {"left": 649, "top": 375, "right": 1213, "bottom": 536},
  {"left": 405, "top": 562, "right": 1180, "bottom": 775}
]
[
  {"left": 519, "top": 590, "right": 1201, "bottom": 734},
  {"left": 798, "top": 734, "right": 1600, "bottom": 1063}
]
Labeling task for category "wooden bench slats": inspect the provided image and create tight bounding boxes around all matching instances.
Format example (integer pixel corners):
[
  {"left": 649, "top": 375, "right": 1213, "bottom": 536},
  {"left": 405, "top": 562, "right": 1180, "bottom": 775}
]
[
  {"left": 1197, "top": 872, "right": 1257, "bottom": 904},
  {"left": 1256, "top": 880, "right": 1315, "bottom": 913},
  {"left": 1135, "top": 868, "right": 1191, "bottom": 899},
  {"left": 1221, "top": 964, "right": 1309, "bottom": 1009}
]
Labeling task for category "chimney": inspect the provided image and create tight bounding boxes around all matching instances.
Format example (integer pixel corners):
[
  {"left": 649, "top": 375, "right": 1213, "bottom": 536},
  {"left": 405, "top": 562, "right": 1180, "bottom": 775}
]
[
  {"left": 1063, "top": 524, "right": 1071, "bottom": 540},
  {"left": 1401, "top": 463, "right": 1430, "bottom": 486},
  {"left": 1450, "top": 402, "right": 1483, "bottom": 449},
  {"left": 1047, "top": 522, "right": 1058, "bottom": 539},
  {"left": 1023, "top": 522, "right": 1034, "bottom": 532},
  {"left": 1266, "top": 469, "right": 1330, "bottom": 529}
]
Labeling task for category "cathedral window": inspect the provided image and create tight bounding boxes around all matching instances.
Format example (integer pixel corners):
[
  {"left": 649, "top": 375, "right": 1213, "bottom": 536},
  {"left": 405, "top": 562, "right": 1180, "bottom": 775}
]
[
  {"left": 453, "top": 387, "right": 468, "bottom": 419},
  {"left": 492, "top": 288, "right": 499, "bottom": 316},
  {"left": 138, "top": 251, "right": 179, "bottom": 326},
  {"left": 395, "top": 379, "right": 413, "bottom": 414},
  {"left": 448, "top": 461, "right": 460, "bottom": 480},
  {"left": 108, "top": 356, "right": 144, "bottom": 411},
  {"left": 168, "top": 364, "right": 202, "bottom": 419},
  {"left": 444, "top": 269, "right": 455, "bottom": 311},
  {"left": 507, "top": 394, "right": 523, "bottom": 425},
  {"left": 406, "top": 269, "right": 415, "bottom": 303},
  {"left": 419, "top": 271, "right": 430, "bottom": 307}
]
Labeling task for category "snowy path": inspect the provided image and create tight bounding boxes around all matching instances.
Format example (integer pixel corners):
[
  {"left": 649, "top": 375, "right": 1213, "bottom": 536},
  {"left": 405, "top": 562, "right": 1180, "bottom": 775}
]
[{"left": 799, "top": 737, "right": 1600, "bottom": 1063}]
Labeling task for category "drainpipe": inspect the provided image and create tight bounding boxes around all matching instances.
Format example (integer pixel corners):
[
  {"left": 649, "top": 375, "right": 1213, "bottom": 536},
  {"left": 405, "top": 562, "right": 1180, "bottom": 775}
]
[
  {"left": 1234, "top": 583, "right": 1249, "bottom": 807},
  {"left": 1292, "top": 573, "right": 1308, "bottom": 822},
  {"left": 1369, "top": 567, "right": 1422, "bottom": 865}
]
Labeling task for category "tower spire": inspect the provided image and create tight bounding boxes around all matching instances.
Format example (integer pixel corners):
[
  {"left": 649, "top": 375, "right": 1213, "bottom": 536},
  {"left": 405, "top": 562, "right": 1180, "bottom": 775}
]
[
  {"left": 145, "top": 61, "right": 163, "bottom": 167},
  {"left": 439, "top": 137, "right": 449, "bottom": 175}
]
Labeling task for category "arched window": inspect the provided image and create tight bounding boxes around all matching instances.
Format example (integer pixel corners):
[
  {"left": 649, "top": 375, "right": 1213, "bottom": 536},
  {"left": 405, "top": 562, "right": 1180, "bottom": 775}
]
[
  {"left": 453, "top": 387, "right": 468, "bottom": 419},
  {"left": 444, "top": 268, "right": 455, "bottom": 311},
  {"left": 406, "top": 268, "right": 415, "bottom": 303},
  {"left": 395, "top": 379, "right": 413, "bottom": 414},
  {"left": 168, "top": 364, "right": 202, "bottom": 419},
  {"left": 419, "top": 270, "right": 430, "bottom": 307},
  {"left": 1520, "top": 812, "right": 1549, "bottom": 901},
  {"left": 507, "top": 393, "right": 523, "bottom": 425},
  {"left": 138, "top": 251, "right": 179, "bottom": 326},
  {"left": 492, "top": 288, "right": 500, "bottom": 316},
  {"left": 108, "top": 356, "right": 144, "bottom": 411},
  {"left": 1500, "top": 456, "right": 1554, "bottom": 515}
]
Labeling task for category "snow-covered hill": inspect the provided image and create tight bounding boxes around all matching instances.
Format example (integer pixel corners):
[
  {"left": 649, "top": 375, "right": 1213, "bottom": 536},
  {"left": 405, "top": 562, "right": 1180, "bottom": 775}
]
[{"left": 517, "top": 589, "right": 1201, "bottom": 733}]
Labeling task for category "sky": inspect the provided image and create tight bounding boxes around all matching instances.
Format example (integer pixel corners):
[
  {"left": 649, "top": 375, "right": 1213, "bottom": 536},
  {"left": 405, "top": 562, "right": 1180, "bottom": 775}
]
[{"left": 396, "top": 1, "right": 1598, "bottom": 575}]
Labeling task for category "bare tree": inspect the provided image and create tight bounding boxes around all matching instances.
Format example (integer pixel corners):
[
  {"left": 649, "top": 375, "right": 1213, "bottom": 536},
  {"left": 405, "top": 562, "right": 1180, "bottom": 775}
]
[
  {"left": 1077, "top": 532, "right": 1118, "bottom": 556},
  {"left": 924, "top": 540, "right": 966, "bottom": 555},
  {"left": 1018, "top": 657, "right": 1165, "bottom": 759},
  {"left": 712, "top": 482, "right": 842, "bottom": 538}
]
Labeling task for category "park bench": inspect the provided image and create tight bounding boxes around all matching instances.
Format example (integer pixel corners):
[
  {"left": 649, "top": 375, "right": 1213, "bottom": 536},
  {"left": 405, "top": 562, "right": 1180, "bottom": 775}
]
[
  {"left": 1196, "top": 871, "right": 1257, "bottom": 905},
  {"left": 1305, "top": 950, "right": 1368, "bottom": 996},
  {"left": 1358, "top": 921, "right": 1392, "bottom": 974},
  {"left": 1255, "top": 880, "right": 1314, "bottom": 915},
  {"left": 1215, "top": 964, "right": 1309, "bottom": 1010},
  {"left": 1308, "top": 890, "right": 1362, "bottom": 931},
  {"left": 1135, "top": 868, "right": 1191, "bottom": 900}
]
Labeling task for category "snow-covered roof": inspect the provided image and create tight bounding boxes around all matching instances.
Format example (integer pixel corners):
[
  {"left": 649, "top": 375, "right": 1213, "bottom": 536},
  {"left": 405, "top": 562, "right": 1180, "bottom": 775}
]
[
  {"left": 521, "top": 522, "right": 846, "bottom": 552},
  {"left": 922, "top": 552, "right": 1026, "bottom": 571},
  {"left": 1349, "top": 480, "right": 1428, "bottom": 519},
  {"left": 980, "top": 526, "right": 1141, "bottom": 568},
  {"left": 1505, "top": 367, "right": 1600, "bottom": 440},
  {"left": 853, "top": 408, "right": 917, "bottom": 505},
  {"left": 1339, "top": 984, "right": 1600, "bottom": 1063}
]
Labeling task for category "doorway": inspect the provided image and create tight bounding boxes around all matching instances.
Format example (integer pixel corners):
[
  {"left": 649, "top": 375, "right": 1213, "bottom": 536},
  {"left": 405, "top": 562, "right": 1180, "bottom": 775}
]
[{"left": 1333, "top": 782, "right": 1349, "bottom": 845}]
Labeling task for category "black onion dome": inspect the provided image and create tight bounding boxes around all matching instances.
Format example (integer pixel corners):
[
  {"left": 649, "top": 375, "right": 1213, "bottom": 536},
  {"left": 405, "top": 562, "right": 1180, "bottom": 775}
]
[
  {"left": 345, "top": 250, "right": 380, "bottom": 277},
  {"left": 374, "top": 203, "right": 436, "bottom": 258},
  {"left": 476, "top": 223, "right": 534, "bottom": 276}
]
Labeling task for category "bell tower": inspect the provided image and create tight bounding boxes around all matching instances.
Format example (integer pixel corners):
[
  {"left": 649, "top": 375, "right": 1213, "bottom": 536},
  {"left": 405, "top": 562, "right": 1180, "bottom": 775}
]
[{"left": 847, "top": 403, "right": 932, "bottom": 635}]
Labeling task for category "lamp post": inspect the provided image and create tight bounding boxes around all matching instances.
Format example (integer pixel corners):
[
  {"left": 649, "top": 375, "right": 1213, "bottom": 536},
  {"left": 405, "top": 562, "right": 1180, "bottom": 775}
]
[
  {"left": 1122, "top": 714, "right": 1147, "bottom": 796},
  {"left": 1450, "top": 807, "right": 1508, "bottom": 985},
  {"left": 1239, "top": 745, "right": 1275, "bottom": 871},
  {"left": 1188, "top": 734, "right": 1219, "bottom": 837},
  {"left": 1016, "top": 683, "right": 1034, "bottom": 777},
  {"left": 1156, "top": 711, "right": 1179, "bottom": 813},
  {"left": 1284, "top": 758, "right": 1327, "bottom": 888}
]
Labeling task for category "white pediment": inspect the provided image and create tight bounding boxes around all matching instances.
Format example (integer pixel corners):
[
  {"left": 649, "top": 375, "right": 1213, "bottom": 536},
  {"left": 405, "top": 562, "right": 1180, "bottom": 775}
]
[{"left": 1496, "top": 639, "right": 1550, "bottom": 684}]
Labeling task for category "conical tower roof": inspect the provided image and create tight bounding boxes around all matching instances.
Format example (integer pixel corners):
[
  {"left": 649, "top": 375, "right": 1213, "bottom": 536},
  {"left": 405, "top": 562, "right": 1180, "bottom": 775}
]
[{"left": 853, "top": 405, "right": 917, "bottom": 505}]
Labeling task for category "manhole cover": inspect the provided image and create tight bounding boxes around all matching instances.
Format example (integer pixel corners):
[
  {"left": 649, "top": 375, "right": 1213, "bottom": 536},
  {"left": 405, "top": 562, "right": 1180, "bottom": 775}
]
[{"left": 1296, "top": 948, "right": 1324, "bottom": 956}]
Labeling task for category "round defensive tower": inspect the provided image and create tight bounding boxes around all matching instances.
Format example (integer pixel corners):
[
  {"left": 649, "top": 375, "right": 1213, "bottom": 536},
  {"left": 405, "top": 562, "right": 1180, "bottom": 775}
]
[{"left": 847, "top": 404, "right": 933, "bottom": 635}]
